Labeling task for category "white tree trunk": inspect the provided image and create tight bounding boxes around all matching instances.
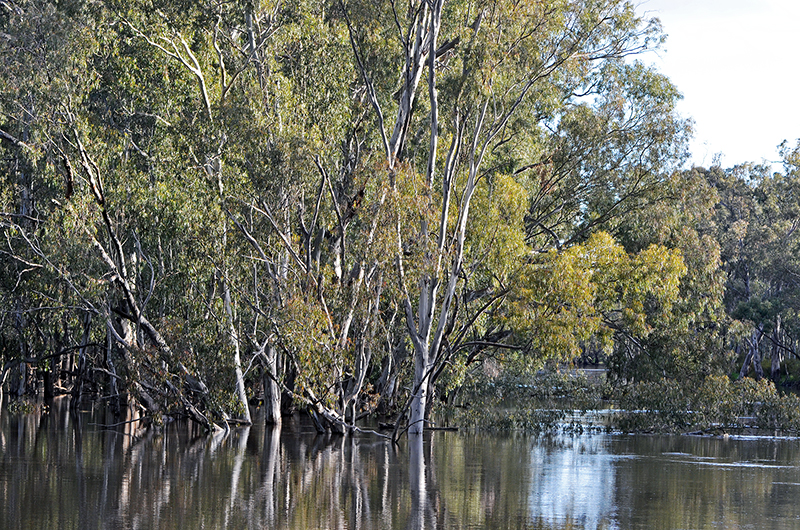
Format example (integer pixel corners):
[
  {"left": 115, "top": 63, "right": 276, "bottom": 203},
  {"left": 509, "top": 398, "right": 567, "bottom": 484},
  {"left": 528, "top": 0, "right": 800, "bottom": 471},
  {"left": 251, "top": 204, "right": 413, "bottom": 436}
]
[
  {"left": 408, "top": 432, "right": 427, "bottom": 530},
  {"left": 263, "top": 344, "right": 282, "bottom": 425},
  {"left": 224, "top": 280, "right": 252, "bottom": 424},
  {"left": 409, "top": 342, "right": 431, "bottom": 435}
]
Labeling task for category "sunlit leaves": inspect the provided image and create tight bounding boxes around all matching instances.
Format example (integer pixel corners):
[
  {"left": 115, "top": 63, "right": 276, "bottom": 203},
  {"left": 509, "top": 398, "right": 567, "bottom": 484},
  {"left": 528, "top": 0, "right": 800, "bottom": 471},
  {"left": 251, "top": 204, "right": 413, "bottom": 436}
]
[
  {"left": 0, "top": 0, "right": 730, "bottom": 420},
  {"left": 465, "top": 173, "right": 528, "bottom": 280},
  {"left": 505, "top": 231, "right": 686, "bottom": 363},
  {"left": 617, "top": 374, "right": 800, "bottom": 433}
]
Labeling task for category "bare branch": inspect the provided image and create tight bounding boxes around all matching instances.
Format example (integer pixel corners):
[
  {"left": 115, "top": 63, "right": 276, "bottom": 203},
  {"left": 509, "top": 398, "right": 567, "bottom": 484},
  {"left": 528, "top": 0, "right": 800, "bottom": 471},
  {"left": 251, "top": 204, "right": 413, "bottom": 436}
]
[{"left": 0, "top": 128, "right": 33, "bottom": 151}]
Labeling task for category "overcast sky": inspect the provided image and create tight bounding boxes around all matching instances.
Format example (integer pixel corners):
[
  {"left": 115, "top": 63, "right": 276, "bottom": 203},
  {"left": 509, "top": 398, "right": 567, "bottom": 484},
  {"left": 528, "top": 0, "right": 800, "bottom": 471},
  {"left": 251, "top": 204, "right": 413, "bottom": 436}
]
[{"left": 635, "top": 0, "right": 800, "bottom": 169}]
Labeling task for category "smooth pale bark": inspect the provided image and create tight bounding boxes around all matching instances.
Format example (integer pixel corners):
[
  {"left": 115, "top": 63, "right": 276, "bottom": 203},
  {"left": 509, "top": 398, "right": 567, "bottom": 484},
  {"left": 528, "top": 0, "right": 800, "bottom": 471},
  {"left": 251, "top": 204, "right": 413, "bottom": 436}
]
[
  {"left": 740, "top": 325, "right": 765, "bottom": 380},
  {"left": 223, "top": 280, "right": 252, "bottom": 424},
  {"left": 408, "top": 433, "right": 427, "bottom": 530},
  {"left": 404, "top": 101, "right": 488, "bottom": 435},
  {"left": 124, "top": 20, "right": 212, "bottom": 120},
  {"left": 770, "top": 315, "right": 783, "bottom": 382},
  {"left": 262, "top": 344, "right": 282, "bottom": 425},
  {"left": 388, "top": 5, "right": 431, "bottom": 165},
  {"left": 399, "top": 0, "right": 446, "bottom": 437},
  {"left": 408, "top": 343, "right": 431, "bottom": 435}
]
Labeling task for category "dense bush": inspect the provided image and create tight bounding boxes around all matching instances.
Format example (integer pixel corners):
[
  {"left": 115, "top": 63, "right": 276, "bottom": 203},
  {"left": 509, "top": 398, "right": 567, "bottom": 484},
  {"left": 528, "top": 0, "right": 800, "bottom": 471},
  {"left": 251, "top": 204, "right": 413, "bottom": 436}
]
[
  {"left": 450, "top": 369, "right": 609, "bottom": 433},
  {"left": 615, "top": 374, "right": 800, "bottom": 434}
]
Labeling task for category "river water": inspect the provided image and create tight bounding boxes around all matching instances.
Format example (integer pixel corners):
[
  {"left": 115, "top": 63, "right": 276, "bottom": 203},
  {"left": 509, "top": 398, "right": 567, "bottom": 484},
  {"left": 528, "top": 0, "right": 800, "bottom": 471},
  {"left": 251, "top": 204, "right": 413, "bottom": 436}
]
[{"left": 3, "top": 397, "right": 800, "bottom": 529}]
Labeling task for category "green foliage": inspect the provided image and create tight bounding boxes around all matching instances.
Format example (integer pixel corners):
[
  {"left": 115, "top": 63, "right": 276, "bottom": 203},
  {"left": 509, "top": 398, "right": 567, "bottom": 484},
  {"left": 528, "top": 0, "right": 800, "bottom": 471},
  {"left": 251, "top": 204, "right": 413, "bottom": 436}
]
[
  {"left": 616, "top": 375, "right": 800, "bottom": 434},
  {"left": 602, "top": 167, "right": 728, "bottom": 382},
  {"left": 452, "top": 367, "right": 608, "bottom": 433},
  {"left": 465, "top": 173, "right": 529, "bottom": 280},
  {"left": 3, "top": 0, "right": 784, "bottom": 436},
  {"left": 705, "top": 159, "right": 800, "bottom": 381},
  {"left": 504, "top": 231, "right": 686, "bottom": 362}
]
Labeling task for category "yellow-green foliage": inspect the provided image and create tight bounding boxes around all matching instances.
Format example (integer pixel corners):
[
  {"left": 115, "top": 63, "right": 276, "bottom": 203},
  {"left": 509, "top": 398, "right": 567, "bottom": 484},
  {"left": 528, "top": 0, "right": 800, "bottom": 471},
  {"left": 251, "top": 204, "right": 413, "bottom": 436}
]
[
  {"left": 506, "top": 231, "right": 686, "bottom": 361},
  {"left": 617, "top": 374, "right": 800, "bottom": 433},
  {"left": 278, "top": 296, "right": 342, "bottom": 409},
  {"left": 466, "top": 173, "right": 529, "bottom": 279},
  {"left": 0, "top": 0, "right": 709, "bottom": 423}
]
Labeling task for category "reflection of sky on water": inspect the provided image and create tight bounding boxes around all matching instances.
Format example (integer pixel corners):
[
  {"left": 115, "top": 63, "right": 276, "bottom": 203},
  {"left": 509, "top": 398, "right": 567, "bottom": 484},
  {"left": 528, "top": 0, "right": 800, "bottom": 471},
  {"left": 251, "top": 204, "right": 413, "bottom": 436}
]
[{"left": 527, "top": 434, "right": 618, "bottom": 530}]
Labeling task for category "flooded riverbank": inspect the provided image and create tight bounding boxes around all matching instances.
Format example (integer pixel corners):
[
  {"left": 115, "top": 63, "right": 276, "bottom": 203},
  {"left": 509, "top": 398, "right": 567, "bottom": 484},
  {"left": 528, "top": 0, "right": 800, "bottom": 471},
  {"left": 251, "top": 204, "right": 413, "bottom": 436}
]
[{"left": 3, "top": 397, "right": 800, "bottom": 529}]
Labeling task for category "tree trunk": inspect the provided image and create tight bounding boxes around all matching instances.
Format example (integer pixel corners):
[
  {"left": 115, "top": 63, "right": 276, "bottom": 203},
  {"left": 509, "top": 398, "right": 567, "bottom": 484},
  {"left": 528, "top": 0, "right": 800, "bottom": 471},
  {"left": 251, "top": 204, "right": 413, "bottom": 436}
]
[
  {"left": 771, "top": 316, "right": 782, "bottom": 382},
  {"left": 739, "top": 325, "right": 764, "bottom": 380},
  {"left": 262, "top": 344, "right": 281, "bottom": 425},
  {"left": 43, "top": 363, "right": 54, "bottom": 399},
  {"left": 409, "top": 340, "right": 431, "bottom": 435},
  {"left": 281, "top": 357, "right": 296, "bottom": 416},
  {"left": 376, "top": 340, "right": 406, "bottom": 415},
  {"left": 223, "top": 280, "right": 251, "bottom": 424},
  {"left": 752, "top": 354, "right": 764, "bottom": 380}
]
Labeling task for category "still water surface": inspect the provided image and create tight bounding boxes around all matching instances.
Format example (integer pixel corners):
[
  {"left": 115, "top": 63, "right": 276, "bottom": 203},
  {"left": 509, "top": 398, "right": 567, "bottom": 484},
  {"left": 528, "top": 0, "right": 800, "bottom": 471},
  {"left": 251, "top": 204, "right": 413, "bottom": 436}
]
[{"left": 3, "top": 397, "right": 800, "bottom": 529}]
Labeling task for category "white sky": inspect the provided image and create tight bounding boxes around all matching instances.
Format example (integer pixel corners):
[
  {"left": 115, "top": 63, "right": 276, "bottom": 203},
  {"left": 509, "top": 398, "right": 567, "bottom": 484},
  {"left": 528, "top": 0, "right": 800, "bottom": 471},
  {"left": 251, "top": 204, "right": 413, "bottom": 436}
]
[{"left": 635, "top": 0, "right": 800, "bottom": 169}]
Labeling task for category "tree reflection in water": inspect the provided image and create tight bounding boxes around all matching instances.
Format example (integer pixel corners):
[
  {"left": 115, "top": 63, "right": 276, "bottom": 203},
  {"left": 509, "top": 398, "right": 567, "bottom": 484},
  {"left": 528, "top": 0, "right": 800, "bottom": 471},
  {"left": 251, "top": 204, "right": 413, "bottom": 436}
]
[
  {"left": 3, "top": 401, "right": 800, "bottom": 529},
  {"left": 408, "top": 432, "right": 426, "bottom": 530}
]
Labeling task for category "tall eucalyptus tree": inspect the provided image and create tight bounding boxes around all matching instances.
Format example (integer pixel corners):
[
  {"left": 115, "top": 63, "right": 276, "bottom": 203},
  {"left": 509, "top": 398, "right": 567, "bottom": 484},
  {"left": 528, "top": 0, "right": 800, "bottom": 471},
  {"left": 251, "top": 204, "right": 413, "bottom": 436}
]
[{"left": 339, "top": 0, "right": 685, "bottom": 434}]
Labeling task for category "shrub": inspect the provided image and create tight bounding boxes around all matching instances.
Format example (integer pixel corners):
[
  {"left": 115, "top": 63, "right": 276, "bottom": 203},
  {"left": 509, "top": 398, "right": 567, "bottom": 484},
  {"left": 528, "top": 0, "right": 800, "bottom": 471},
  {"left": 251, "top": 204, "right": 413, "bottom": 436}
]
[{"left": 615, "top": 375, "right": 800, "bottom": 434}]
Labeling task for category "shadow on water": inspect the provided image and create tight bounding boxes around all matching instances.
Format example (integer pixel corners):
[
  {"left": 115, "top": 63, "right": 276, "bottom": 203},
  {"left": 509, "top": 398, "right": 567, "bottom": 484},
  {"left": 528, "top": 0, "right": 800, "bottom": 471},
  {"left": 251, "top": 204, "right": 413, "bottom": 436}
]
[{"left": 4, "top": 398, "right": 800, "bottom": 529}]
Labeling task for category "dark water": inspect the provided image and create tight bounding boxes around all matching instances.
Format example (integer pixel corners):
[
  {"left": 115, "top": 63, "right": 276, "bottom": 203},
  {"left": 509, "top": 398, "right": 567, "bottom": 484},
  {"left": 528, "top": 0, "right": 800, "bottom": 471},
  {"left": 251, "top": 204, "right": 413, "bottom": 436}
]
[{"left": 3, "top": 398, "right": 800, "bottom": 529}]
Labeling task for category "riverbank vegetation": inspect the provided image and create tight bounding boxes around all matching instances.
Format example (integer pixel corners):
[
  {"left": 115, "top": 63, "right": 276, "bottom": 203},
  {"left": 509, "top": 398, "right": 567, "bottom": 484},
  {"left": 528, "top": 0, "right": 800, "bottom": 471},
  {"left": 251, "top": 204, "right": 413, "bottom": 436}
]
[
  {"left": 1, "top": 0, "right": 799, "bottom": 436},
  {"left": 450, "top": 370, "right": 800, "bottom": 436}
]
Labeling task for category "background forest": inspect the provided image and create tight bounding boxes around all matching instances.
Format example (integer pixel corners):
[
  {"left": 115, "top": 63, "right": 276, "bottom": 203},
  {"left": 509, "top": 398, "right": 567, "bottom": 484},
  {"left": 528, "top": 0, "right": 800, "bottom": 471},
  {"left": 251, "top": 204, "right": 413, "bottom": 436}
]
[{"left": 1, "top": 0, "right": 799, "bottom": 435}]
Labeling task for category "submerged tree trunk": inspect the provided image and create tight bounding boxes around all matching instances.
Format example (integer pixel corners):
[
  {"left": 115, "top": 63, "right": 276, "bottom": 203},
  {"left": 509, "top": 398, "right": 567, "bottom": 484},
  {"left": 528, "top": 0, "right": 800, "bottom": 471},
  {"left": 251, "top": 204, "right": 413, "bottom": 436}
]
[
  {"left": 223, "top": 280, "right": 251, "bottom": 425},
  {"left": 262, "top": 343, "right": 282, "bottom": 425},
  {"left": 408, "top": 342, "right": 432, "bottom": 435}
]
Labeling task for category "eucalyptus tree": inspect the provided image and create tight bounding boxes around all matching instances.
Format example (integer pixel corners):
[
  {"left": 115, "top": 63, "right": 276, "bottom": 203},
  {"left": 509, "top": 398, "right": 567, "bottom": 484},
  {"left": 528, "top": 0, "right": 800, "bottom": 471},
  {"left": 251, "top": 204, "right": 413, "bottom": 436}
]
[
  {"left": 0, "top": 0, "right": 119, "bottom": 401},
  {"left": 337, "top": 0, "right": 686, "bottom": 435},
  {"left": 708, "top": 155, "right": 800, "bottom": 382},
  {"left": 0, "top": 0, "right": 251, "bottom": 427},
  {"left": 0, "top": 0, "right": 700, "bottom": 437},
  {"left": 106, "top": 0, "right": 396, "bottom": 429},
  {"left": 606, "top": 168, "right": 726, "bottom": 382}
]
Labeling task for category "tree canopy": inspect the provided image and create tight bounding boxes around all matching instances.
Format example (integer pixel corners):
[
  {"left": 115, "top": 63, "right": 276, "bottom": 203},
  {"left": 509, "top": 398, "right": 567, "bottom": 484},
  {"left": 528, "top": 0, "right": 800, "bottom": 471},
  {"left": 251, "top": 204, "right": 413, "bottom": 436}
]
[{"left": 0, "top": 0, "right": 798, "bottom": 435}]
